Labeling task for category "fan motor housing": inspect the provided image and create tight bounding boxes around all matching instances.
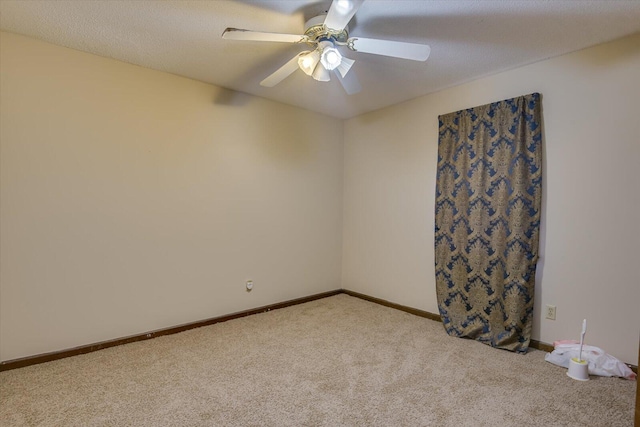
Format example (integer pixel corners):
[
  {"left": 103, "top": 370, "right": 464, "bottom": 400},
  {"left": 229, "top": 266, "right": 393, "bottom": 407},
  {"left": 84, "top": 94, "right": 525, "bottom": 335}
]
[{"left": 304, "top": 14, "right": 349, "bottom": 43}]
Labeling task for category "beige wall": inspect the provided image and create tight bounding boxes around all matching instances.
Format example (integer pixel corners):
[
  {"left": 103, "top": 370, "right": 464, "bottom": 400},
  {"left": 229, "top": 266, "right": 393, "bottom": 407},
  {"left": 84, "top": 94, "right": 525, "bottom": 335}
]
[
  {"left": 342, "top": 33, "right": 640, "bottom": 364},
  {"left": 0, "top": 32, "right": 344, "bottom": 362},
  {"left": 2, "top": 30, "right": 639, "bottom": 366}
]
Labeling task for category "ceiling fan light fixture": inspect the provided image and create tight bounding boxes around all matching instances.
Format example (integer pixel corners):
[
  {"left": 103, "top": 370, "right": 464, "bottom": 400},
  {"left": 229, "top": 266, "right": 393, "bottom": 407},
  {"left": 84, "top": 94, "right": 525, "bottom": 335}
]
[
  {"left": 312, "top": 63, "right": 331, "bottom": 82},
  {"left": 321, "top": 47, "right": 342, "bottom": 70},
  {"left": 335, "top": 55, "right": 354, "bottom": 78},
  {"left": 222, "top": 0, "right": 431, "bottom": 94},
  {"left": 319, "top": 40, "right": 342, "bottom": 71},
  {"left": 298, "top": 50, "right": 320, "bottom": 76}
]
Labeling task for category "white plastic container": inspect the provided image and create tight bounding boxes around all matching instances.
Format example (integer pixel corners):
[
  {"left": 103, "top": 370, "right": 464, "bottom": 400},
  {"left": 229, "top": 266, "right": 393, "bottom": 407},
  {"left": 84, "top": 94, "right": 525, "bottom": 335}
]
[{"left": 567, "top": 357, "right": 589, "bottom": 381}]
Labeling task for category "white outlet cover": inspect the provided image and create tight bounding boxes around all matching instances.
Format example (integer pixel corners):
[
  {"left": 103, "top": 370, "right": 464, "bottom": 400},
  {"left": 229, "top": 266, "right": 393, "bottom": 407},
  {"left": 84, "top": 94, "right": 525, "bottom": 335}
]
[{"left": 545, "top": 305, "right": 556, "bottom": 320}]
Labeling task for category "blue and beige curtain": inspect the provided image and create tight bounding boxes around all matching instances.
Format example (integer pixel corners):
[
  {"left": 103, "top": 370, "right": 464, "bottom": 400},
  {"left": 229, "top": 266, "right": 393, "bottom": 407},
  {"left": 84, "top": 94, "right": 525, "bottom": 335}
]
[{"left": 435, "top": 93, "right": 542, "bottom": 353}]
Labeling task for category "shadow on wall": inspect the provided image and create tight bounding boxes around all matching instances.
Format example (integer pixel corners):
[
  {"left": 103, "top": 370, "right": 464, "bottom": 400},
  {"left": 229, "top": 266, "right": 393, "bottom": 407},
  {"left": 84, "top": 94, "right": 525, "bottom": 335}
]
[
  {"left": 211, "top": 47, "right": 307, "bottom": 107},
  {"left": 213, "top": 87, "right": 253, "bottom": 107},
  {"left": 532, "top": 97, "right": 547, "bottom": 341},
  {"left": 211, "top": 86, "right": 316, "bottom": 166}
]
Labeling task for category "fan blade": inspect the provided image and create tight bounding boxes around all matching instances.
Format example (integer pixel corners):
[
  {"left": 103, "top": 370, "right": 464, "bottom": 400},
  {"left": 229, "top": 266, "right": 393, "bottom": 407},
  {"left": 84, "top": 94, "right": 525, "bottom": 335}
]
[
  {"left": 334, "top": 69, "right": 361, "bottom": 95},
  {"left": 324, "top": 0, "right": 365, "bottom": 32},
  {"left": 347, "top": 37, "right": 430, "bottom": 61},
  {"left": 222, "top": 28, "right": 307, "bottom": 44},
  {"left": 260, "top": 54, "right": 302, "bottom": 87}
]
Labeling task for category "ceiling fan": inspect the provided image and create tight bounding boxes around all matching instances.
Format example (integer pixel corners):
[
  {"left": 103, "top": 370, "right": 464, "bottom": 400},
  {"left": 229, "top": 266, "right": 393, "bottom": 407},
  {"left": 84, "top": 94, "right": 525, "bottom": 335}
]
[{"left": 221, "top": 0, "right": 430, "bottom": 95}]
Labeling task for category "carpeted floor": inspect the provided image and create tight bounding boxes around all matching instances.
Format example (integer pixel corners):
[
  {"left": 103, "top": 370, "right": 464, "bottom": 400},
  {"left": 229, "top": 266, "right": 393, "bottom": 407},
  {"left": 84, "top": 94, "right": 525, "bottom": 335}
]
[{"left": 0, "top": 294, "right": 636, "bottom": 426}]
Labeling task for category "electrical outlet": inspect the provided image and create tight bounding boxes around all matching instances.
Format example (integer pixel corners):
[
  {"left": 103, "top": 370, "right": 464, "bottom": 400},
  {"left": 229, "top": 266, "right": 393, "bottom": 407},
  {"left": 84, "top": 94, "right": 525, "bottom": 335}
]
[
  {"left": 246, "top": 280, "right": 253, "bottom": 292},
  {"left": 545, "top": 305, "right": 556, "bottom": 320}
]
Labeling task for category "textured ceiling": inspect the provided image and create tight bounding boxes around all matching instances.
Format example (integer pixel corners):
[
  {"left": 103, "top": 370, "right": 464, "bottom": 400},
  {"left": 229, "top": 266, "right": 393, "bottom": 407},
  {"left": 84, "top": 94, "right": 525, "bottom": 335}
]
[{"left": 1, "top": 0, "right": 640, "bottom": 119}]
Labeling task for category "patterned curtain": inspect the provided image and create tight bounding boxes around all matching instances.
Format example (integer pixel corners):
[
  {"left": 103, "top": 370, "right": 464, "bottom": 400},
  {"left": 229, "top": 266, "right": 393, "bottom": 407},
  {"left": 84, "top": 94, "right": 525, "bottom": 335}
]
[{"left": 435, "top": 93, "right": 542, "bottom": 353}]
